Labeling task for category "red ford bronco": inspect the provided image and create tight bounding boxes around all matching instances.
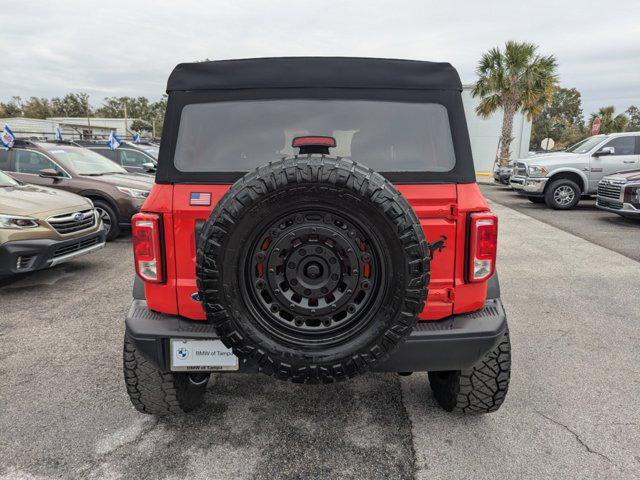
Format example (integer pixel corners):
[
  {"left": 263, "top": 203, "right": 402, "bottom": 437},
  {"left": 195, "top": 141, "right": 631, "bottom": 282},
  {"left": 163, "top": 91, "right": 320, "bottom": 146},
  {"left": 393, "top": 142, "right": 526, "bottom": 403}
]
[{"left": 123, "top": 57, "right": 511, "bottom": 415}]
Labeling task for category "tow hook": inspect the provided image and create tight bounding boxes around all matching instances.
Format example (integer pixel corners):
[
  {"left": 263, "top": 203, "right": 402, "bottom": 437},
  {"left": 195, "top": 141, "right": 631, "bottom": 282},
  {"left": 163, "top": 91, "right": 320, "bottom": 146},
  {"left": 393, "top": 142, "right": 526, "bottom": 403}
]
[{"left": 427, "top": 235, "right": 447, "bottom": 260}]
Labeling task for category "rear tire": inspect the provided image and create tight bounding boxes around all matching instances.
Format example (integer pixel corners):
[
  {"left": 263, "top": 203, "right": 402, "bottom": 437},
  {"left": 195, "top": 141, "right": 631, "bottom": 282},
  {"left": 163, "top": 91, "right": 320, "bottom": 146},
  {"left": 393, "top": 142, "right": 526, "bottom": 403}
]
[
  {"left": 123, "top": 333, "right": 209, "bottom": 415},
  {"left": 544, "top": 179, "right": 581, "bottom": 210},
  {"left": 93, "top": 199, "right": 121, "bottom": 241},
  {"left": 428, "top": 329, "right": 511, "bottom": 414},
  {"left": 527, "top": 196, "right": 545, "bottom": 204}
]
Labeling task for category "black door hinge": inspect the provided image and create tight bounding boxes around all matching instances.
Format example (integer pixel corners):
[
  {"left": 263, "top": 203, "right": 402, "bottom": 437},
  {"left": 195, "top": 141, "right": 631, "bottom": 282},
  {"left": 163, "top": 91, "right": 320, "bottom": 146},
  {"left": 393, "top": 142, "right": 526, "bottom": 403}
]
[{"left": 427, "top": 235, "right": 447, "bottom": 260}]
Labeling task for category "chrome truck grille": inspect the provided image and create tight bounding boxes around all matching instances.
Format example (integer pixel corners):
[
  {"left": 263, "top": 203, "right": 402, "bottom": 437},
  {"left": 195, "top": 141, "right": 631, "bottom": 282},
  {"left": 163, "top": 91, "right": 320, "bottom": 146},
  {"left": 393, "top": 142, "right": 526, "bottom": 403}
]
[
  {"left": 48, "top": 209, "right": 96, "bottom": 235},
  {"left": 515, "top": 162, "right": 527, "bottom": 176},
  {"left": 597, "top": 180, "right": 624, "bottom": 200}
]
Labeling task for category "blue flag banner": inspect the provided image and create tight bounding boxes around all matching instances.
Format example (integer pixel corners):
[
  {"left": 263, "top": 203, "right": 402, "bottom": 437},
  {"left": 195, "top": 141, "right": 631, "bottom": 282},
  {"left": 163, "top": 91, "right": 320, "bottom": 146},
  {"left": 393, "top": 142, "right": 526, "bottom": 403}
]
[
  {"left": 1, "top": 124, "right": 15, "bottom": 148},
  {"left": 107, "top": 131, "right": 122, "bottom": 150},
  {"left": 55, "top": 126, "right": 63, "bottom": 141},
  {"left": 133, "top": 133, "right": 140, "bottom": 143}
]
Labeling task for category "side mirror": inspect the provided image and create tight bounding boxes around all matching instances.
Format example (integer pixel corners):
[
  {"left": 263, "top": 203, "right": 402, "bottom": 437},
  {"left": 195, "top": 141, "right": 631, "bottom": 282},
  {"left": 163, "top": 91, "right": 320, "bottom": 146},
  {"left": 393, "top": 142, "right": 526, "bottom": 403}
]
[
  {"left": 594, "top": 146, "right": 614, "bottom": 157},
  {"left": 142, "top": 162, "right": 156, "bottom": 172},
  {"left": 39, "top": 168, "right": 63, "bottom": 178}
]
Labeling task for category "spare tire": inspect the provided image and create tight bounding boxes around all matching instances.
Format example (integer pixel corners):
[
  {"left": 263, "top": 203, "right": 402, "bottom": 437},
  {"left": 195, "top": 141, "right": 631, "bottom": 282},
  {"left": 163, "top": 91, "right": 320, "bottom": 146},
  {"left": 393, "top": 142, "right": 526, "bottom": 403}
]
[{"left": 196, "top": 157, "right": 429, "bottom": 383}]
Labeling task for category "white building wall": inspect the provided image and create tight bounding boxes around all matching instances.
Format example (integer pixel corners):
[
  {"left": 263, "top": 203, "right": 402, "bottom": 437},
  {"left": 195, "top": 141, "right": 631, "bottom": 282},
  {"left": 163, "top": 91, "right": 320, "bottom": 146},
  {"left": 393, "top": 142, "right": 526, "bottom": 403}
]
[
  {"left": 0, "top": 117, "right": 111, "bottom": 139},
  {"left": 461, "top": 86, "right": 531, "bottom": 173},
  {"left": 47, "top": 117, "right": 139, "bottom": 137}
]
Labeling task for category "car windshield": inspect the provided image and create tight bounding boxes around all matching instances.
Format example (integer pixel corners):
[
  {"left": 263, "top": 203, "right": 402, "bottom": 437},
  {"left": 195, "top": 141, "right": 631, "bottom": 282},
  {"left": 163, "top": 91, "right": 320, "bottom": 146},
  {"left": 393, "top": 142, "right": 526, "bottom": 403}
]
[
  {"left": 565, "top": 136, "right": 607, "bottom": 154},
  {"left": 174, "top": 99, "right": 456, "bottom": 173},
  {"left": 46, "top": 147, "right": 127, "bottom": 175},
  {"left": 0, "top": 171, "right": 18, "bottom": 187}
]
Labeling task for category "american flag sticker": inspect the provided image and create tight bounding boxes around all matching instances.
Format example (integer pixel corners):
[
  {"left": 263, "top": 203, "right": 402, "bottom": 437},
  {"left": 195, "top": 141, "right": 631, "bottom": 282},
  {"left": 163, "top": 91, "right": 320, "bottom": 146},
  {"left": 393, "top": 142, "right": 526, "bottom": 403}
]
[{"left": 190, "top": 192, "right": 212, "bottom": 206}]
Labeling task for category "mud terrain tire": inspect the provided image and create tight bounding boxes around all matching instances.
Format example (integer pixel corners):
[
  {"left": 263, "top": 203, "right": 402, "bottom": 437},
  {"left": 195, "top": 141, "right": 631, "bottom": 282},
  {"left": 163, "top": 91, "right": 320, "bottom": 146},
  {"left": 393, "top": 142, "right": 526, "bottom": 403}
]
[
  {"left": 428, "top": 329, "right": 511, "bottom": 413},
  {"left": 196, "top": 157, "right": 430, "bottom": 383},
  {"left": 123, "top": 333, "right": 209, "bottom": 415}
]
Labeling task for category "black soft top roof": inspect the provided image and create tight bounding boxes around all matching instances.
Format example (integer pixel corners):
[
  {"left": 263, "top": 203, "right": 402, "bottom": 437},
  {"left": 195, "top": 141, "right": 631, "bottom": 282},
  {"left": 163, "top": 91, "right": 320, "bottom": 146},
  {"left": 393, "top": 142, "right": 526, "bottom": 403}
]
[{"left": 167, "top": 57, "right": 462, "bottom": 92}]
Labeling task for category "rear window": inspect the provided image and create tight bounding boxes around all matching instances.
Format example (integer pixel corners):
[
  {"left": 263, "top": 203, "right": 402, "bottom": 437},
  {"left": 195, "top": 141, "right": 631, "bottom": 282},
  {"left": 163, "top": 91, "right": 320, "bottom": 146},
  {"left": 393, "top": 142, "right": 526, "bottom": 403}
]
[{"left": 173, "top": 100, "right": 456, "bottom": 173}]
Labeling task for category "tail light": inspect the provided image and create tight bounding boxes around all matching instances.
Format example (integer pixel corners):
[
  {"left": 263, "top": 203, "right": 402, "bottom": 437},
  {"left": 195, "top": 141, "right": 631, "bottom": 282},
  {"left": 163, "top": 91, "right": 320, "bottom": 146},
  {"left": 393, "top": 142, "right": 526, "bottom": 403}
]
[
  {"left": 132, "top": 213, "right": 163, "bottom": 283},
  {"left": 467, "top": 212, "right": 497, "bottom": 283}
]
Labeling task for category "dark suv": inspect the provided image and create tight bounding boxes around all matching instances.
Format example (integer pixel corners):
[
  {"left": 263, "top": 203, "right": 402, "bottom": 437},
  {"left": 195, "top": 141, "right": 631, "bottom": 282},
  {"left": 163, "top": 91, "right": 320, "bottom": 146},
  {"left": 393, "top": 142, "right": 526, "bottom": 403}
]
[
  {"left": 124, "top": 57, "right": 510, "bottom": 416},
  {"left": 0, "top": 141, "right": 153, "bottom": 240},
  {"left": 73, "top": 140, "right": 157, "bottom": 175}
]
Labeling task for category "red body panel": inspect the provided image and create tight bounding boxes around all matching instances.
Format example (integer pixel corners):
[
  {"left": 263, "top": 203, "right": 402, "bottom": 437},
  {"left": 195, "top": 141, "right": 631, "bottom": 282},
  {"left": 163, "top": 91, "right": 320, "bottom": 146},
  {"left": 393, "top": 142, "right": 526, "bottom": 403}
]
[{"left": 141, "top": 182, "right": 491, "bottom": 321}]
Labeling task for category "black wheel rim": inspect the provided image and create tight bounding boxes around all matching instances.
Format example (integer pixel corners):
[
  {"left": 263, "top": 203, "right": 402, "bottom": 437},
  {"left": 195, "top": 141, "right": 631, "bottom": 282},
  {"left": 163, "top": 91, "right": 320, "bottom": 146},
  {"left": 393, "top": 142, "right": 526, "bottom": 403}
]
[{"left": 242, "top": 209, "right": 385, "bottom": 348}]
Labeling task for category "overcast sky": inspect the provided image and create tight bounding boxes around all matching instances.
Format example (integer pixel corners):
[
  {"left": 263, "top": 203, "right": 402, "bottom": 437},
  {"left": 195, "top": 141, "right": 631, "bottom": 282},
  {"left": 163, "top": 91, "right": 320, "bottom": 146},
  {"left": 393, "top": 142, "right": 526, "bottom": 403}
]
[{"left": 2, "top": 0, "right": 639, "bottom": 118}]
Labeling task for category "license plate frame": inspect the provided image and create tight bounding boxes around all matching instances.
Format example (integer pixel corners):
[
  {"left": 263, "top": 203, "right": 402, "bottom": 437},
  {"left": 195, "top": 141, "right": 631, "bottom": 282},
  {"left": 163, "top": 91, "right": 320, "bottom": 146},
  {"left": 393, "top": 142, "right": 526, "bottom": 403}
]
[{"left": 169, "top": 339, "right": 239, "bottom": 372}]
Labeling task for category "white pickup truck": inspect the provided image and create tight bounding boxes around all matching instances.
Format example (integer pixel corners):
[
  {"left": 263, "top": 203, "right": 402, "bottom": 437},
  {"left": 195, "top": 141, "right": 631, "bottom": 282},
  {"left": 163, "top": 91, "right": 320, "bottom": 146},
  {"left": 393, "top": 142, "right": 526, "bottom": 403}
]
[{"left": 509, "top": 132, "right": 640, "bottom": 209}]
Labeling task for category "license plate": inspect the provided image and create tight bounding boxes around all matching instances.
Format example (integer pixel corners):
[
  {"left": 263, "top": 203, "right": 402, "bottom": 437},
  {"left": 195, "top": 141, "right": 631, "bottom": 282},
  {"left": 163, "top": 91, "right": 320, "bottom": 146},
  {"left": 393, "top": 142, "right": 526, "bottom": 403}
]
[{"left": 170, "top": 339, "right": 239, "bottom": 371}]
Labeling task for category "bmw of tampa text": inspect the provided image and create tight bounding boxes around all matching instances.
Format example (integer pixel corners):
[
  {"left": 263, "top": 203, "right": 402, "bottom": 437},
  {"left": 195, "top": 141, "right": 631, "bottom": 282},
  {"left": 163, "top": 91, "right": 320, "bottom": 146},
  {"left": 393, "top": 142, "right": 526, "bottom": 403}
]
[
  {"left": 0, "top": 170, "right": 105, "bottom": 277},
  {"left": 123, "top": 57, "right": 510, "bottom": 416},
  {"left": 0, "top": 141, "right": 153, "bottom": 240},
  {"left": 509, "top": 132, "right": 640, "bottom": 209}
]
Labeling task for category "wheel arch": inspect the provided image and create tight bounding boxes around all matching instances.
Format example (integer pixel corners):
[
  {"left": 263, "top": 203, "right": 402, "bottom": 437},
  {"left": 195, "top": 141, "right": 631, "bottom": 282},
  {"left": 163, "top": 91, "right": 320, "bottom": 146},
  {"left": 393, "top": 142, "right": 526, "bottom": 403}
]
[
  {"left": 545, "top": 170, "right": 587, "bottom": 194},
  {"left": 81, "top": 190, "right": 121, "bottom": 219}
]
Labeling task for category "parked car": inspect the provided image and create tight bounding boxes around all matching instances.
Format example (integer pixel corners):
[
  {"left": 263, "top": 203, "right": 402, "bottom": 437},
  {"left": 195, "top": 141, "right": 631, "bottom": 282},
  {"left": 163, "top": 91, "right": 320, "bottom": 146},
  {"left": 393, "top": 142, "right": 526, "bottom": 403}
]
[
  {"left": 0, "top": 170, "right": 105, "bottom": 277},
  {"left": 128, "top": 141, "right": 159, "bottom": 159},
  {"left": 596, "top": 169, "right": 640, "bottom": 219},
  {"left": 493, "top": 161, "right": 514, "bottom": 185},
  {"left": 123, "top": 57, "right": 510, "bottom": 416},
  {"left": 73, "top": 140, "right": 157, "bottom": 175},
  {"left": 0, "top": 141, "right": 153, "bottom": 240},
  {"left": 509, "top": 132, "right": 640, "bottom": 209}
]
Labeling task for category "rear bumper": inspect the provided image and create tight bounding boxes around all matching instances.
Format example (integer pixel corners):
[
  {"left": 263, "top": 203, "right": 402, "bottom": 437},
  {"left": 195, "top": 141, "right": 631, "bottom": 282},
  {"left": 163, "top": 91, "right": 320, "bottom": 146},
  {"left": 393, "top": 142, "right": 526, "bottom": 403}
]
[
  {"left": 125, "top": 297, "right": 508, "bottom": 373},
  {"left": 0, "top": 229, "right": 106, "bottom": 276}
]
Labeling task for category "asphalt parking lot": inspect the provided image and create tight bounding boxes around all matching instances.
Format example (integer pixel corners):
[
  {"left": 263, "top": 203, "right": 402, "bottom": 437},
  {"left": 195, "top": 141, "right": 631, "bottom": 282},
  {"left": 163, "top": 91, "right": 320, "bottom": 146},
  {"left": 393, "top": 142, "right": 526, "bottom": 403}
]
[
  {"left": 480, "top": 182, "right": 640, "bottom": 262},
  {"left": 1, "top": 201, "right": 639, "bottom": 479}
]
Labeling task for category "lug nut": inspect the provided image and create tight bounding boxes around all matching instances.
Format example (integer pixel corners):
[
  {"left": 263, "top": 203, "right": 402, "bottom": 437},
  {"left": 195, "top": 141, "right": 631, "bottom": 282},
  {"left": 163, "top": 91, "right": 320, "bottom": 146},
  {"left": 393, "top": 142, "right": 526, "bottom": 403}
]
[
  {"left": 361, "top": 281, "right": 370, "bottom": 290},
  {"left": 299, "top": 249, "right": 307, "bottom": 256},
  {"left": 322, "top": 318, "right": 331, "bottom": 327},
  {"left": 256, "top": 252, "right": 266, "bottom": 261},
  {"left": 270, "top": 304, "right": 280, "bottom": 312},
  {"left": 331, "top": 273, "right": 339, "bottom": 280},
  {"left": 347, "top": 304, "right": 356, "bottom": 313},
  {"left": 304, "top": 289, "right": 311, "bottom": 296},
  {"left": 290, "top": 279, "right": 298, "bottom": 286},
  {"left": 362, "top": 254, "right": 370, "bottom": 263},
  {"left": 352, "top": 269, "right": 359, "bottom": 275},
  {"left": 295, "top": 214, "right": 304, "bottom": 223},
  {"left": 256, "top": 280, "right": 266, "bottom": 289},
  {"left": 315, "top": 247, "right": 322, "bottom": 254},
  {"left": 329, "top": 258, "right": 337, "bottom": 264},
  {"left": 288, "top": 262, "right": 296, "bottom": 269},
  {"left": 294, "top": 317, "right": 304, "bottom": 327}
]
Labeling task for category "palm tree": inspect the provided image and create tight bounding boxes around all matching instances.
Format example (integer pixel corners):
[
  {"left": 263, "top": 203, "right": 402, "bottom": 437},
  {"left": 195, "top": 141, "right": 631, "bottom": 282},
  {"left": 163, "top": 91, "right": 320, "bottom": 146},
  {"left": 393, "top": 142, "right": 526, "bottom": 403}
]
[
  {"left": 588, "top": 106, "right": 628, "bottom": 134},
  {"left": 472, "top": 41, "right": 558, "bottom": 166}
]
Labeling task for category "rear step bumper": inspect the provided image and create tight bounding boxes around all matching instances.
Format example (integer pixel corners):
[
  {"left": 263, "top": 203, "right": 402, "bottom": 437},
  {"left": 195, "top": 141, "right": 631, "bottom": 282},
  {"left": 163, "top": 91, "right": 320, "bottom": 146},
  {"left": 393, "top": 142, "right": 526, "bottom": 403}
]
[{"left": 125, "top": 298, "right": 508, "bottom": 373}]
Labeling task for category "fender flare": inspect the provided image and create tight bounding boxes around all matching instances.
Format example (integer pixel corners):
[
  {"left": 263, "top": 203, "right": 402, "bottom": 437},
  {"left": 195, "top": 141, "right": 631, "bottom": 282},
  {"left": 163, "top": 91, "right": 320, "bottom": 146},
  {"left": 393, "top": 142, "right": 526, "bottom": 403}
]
[{"left": 546, "top": 168, "right": 589, "bottom": 192}]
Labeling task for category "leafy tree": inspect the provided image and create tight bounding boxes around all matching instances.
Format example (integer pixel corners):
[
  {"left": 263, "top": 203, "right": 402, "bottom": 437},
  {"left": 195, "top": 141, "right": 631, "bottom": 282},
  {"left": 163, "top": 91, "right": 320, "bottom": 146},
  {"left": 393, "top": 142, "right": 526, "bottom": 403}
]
[
  {"left": 96, "top": 95, "right": 166, "bottom": 136},
  {"left": 588, "top": 106, "right": 628, "bottom": 134},
  {"left": 129, "top": 119, "right": 152, "bottom": 133},
  {"left": 50, "top": 93, "right": 92, "bottom": 117},
  {"left": 472, "top": 41, "right": 558, "bottom": 166},
  {"left": 531, "top": 87, "right": 584, "bottom": 149},
  {"left": 22, "top": 97, "right": 53, "bottom": 119},
  {"left": 625, "top": 105, "right": 640, "bottom": 131},
  {"left": 0, "top": 96, "right": 23, "bottom": 117}
]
